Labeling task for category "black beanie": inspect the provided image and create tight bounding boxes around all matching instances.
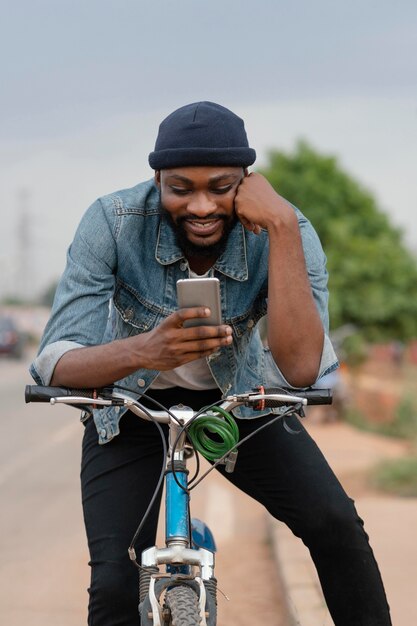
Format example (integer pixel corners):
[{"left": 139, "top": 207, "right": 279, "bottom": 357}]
[{"left": 148, "top": 101, "right": 256, "bottom": 170}]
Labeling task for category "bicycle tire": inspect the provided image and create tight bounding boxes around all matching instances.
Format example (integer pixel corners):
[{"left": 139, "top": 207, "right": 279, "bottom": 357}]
[{"left": 165, "top": 585, "right": 202, "bottom": 626}]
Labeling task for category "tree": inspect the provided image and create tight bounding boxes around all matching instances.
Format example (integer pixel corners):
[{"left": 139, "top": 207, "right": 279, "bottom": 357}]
[{"left": 259, "top": 141, "right": 417, "bottom": 341}]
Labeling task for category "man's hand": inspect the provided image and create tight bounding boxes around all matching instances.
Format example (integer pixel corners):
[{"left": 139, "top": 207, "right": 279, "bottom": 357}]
[
  {"left": 51, "top": 307, "right": 233, "bottom": 388},
  {"left": 137, "top": 308, "right": 233, "bottom": 371},
  {"left": 234, "top": 172, "right": 297, "bottom": 235}
]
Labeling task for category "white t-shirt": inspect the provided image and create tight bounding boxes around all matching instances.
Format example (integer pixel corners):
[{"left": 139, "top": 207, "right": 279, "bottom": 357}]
[{"left": 151, "top": 357, "right": 217, "bottom": 390}]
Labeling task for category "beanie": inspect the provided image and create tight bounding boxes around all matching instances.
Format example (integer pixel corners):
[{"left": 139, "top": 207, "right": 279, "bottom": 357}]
[{"left": 148, "top": 101, "right": 256, "bottom": 170}]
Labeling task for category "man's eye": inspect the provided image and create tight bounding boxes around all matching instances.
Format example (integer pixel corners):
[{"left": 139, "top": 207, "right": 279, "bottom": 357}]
[
  {"left": 211, "top": 185, "right": 233, "bottom": 194},
  {"left": 170, "top": 187, "right": 191, "bottom": 195}
]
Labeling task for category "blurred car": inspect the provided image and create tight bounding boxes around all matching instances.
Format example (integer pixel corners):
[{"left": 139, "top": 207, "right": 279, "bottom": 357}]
[{"left": 0, "top": 316, "right": 25, "bottom": 359}]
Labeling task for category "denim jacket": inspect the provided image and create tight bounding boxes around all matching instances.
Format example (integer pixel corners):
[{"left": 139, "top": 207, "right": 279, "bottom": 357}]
[{"left": 30, "top": 179, "right": 338, "bottom": 444}]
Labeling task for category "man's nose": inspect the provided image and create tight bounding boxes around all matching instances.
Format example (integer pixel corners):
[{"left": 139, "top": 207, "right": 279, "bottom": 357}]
[{"left": 187, "top": 192, "right": 217, "bottom": 217}]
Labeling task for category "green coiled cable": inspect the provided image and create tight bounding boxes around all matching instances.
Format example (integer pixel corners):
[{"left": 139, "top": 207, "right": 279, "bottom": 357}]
[{"left": 187, "top": 406, "right": 239, "bottom": 461}]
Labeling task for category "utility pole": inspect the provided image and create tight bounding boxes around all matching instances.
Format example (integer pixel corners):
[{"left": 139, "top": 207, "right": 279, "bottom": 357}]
[{"left": 15, "top": 187, "right": 33, "bottom": 302}]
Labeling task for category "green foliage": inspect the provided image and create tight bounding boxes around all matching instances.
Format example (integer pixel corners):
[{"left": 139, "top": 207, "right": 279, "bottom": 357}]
[
  {"left": 259, "top": 141, "right": 417, "bottom": 341},
  {"left": 340, "top": 333, "right": 368, "bottom": 368},
  {"left": 393, "top": 395, "right": 417, "bottom": 440},
  {"left": 371, "top": 456, "right": 417, "bottom": 497},
  {"left": 345, "top": 393, "right": 417, "bottom": 440},
  {"left": 0, "top": 296, "right": 28, "bottom": 306},
  {"left": 357, "top": 394, "right": 417, "bottom": 497}
]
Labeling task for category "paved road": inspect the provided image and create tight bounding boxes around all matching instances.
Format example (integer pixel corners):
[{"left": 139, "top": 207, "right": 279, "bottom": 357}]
[
  {"left": 0, "top": 351, "right": 288, "bottom": 625},
  {"left": 0, "top": 353, "right": 89, "bottom": 625}
]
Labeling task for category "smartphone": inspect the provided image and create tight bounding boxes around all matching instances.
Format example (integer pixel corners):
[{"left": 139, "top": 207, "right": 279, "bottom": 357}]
[{"left": 176, "top": 277, "right": 222, "bottom": 328}]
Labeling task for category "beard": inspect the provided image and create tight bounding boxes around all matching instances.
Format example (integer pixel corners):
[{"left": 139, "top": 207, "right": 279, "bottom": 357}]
[{"left": 159, "top": 201, "right": 237, "bottom": 259}]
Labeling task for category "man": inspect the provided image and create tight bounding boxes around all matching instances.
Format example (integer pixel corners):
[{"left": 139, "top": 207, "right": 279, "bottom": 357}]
[{"left": 31, "top": 101, "right": 391, "bottom": 625}]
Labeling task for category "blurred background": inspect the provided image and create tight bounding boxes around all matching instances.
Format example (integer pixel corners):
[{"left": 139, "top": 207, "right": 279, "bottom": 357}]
[{"left": 1, "top": 1, "right": 417, "bottom": 624}]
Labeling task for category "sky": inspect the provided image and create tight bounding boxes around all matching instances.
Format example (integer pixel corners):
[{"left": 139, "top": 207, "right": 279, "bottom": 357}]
[{"left": 1, "top": 0, "right": 416, "bottom": 299}]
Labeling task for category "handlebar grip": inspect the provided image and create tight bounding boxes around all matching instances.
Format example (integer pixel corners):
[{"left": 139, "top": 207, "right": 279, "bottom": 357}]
[
  {"left": 302, "top": 389, "right": 333, "bottom": 405},
  {"left": 264, "top": 387, "right": 333, "bottom": 406},
  {"left": 25, "top": 385, "right": 99, "bottom": 403},
  {"left": 262, "top": 398, "right": 296, "bottom": 408}
]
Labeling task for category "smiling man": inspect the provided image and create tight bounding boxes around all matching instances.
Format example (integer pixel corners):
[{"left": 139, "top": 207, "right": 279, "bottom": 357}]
[{"left": 30, "top": 101, "right": 391, "bottom": 625}]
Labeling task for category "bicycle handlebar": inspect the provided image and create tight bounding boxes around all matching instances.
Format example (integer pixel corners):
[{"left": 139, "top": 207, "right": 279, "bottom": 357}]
[{"left": 25, "top": 384, "right": 332, "bottom": 414}]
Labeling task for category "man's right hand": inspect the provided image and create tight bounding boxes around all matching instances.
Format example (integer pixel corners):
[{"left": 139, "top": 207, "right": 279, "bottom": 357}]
[
  {"left": 51, "top": 308, "right": 233, "bottom": 388},
  {"left": 136, "top": 308, "right": 233, "bottom": 371}
]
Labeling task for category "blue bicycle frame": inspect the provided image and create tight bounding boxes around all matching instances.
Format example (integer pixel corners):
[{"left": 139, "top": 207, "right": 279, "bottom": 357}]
[{"left": 165, "top": 406, "right": 216, "bottom": 554}]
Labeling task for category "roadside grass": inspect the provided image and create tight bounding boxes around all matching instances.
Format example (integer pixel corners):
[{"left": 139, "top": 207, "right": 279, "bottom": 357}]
[
  {"left": 346, "top": 395, "right": 417, "bottom": 497},
  {"left": 370, "top": 457, "right": 417, "bottom": 498},
  {"left": 345, "top": 395, "right": 417, "bottom": 439}
]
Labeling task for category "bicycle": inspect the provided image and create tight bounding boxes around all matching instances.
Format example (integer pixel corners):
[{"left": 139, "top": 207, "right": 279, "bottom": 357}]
[{"left": 25, "top": 383, "right": 332, "bottom": 625}]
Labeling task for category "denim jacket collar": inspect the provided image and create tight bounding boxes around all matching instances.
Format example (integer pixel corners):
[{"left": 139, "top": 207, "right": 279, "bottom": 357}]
[{"left": 155, "top": 216, "right": 249, "bottom": 281}]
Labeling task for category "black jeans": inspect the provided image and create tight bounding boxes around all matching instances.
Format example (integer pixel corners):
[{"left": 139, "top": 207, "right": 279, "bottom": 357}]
[{"left": 81, "top": 387, "right": 391, "bottom": 626}]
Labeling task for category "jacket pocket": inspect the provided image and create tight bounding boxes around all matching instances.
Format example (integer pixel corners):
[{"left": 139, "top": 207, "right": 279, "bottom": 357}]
[{"left": 114, "top": 281, "right": 162, "bottom": 333}]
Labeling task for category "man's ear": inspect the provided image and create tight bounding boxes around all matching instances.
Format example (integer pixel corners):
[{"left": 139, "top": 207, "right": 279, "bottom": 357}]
[
  {"left": 243, "top": 167, "right": 249, "bottom": 177},
  {"left": 154, "top": 170, "right": 161, "bottom": 187}
]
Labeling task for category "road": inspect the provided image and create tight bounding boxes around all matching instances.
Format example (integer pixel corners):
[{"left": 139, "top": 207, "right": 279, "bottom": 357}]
[{"left": 0, "top": 351, "right": 288, "bottom": 625}]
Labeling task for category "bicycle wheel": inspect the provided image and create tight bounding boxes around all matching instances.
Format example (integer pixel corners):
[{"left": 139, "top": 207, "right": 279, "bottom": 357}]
[{"left": 165, "top": 585, "right": 202, "bottom": 625}]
